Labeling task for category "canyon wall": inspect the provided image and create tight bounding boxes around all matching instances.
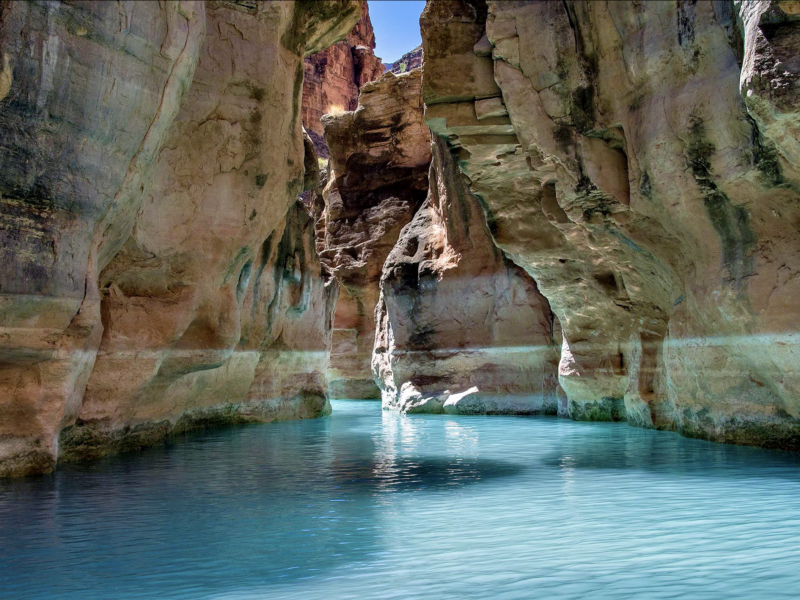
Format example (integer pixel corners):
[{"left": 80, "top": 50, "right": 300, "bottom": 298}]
[
  {"left": 373, "top": 136, "right": 562, "bottom": 414},
  {"left": 0, "top": 0, "right": 360, "bottom": 477},
  {"left": 321, "top": 70, "right": 431, "bottom": 399},
  {"left": 302, "top": 1, "right": 384, "bottom": 156},
  {"left": 420, "top": 0, "right": 800, "bottom": 446},
  {"left": 3, "top": 0, "right": 800, "bottom": 480}
]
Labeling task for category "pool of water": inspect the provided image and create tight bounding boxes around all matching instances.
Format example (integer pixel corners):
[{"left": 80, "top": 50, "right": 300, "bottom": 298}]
[{"left": 2, "top": 400, "right": 800, "bottom": 599}]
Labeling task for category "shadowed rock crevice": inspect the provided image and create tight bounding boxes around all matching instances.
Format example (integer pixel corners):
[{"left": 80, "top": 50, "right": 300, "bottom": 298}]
[
  {"left": 373, "top": 135, "right": 562, "bottom": 415},
  {"left": 320, "top": 70, "right": 431, "bottom": 400}
]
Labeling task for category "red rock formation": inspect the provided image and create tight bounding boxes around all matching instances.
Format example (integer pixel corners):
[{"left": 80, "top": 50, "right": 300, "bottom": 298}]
[{"left": 302, "top": 2, "right": 384, "bottom": 155}]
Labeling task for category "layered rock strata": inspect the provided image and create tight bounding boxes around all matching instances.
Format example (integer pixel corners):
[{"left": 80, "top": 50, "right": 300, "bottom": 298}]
[
  {"left": 373, "top": 136, "right": 562, "bottom": 414},
  {"left": 420, "top": 0, "right": 800, "bottom": 446},
  {"left": 302, "top": 1, "right": 384, "bottom": 156},
  {"left": 321, "top": 70, "right": 431, "bottom": 399},
  {"left": 0, "top": 0, "right": 360, "bottom": 477},
  {"left": 387, "top": 45, "right": 424, "bottom": 74}
]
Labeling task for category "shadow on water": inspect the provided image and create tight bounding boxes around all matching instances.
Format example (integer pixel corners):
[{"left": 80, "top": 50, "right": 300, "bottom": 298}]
[
  {"left": 329, "top": 454, "right": 524, "bottom": 492},
  {"left": 541, "top": 421, "right": 800, "bottom": 482},
  {"left": 0, "top": 407, "right": 523, "bottom": 600}
]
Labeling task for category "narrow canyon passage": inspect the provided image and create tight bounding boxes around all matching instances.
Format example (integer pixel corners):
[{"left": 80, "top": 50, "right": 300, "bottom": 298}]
[
  {"left": 2, "top": 401, "right": 800, "bottom": 599},
  {"left": 2, "top": 0, "right": 800, "bottom": 596},
  {"left": 2, "top": 0, "right": 800, "bottom": 477}
]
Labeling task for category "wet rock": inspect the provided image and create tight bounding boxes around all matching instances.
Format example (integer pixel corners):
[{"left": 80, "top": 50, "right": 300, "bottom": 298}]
[
  {"left": 62, "top": 200, "right": 338, "bottom": 463},
  {"left": 0, "top": 0, "right": 206, "bottom": 477},
  {"left": 0, "top": 0, "right": 361, "bottom": 476}
]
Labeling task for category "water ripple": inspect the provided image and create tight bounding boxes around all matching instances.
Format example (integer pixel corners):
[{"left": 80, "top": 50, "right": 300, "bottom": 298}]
[{"left": 1, "top": 401, "right": 800, "bottom": 599}]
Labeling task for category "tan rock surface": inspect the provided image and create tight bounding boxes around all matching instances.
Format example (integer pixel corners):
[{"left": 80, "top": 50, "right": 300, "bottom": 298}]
[
  {"left": 0, "top": 0, "right": 361, "bottom": 477},
  {"left": 421, "top": 0, "right": 800, "bottom": 446},
  {"left": 0, "top": 0, "right": 205, "bottom": 477},
  {"left": 321, "top": 70, "right": 431, "bottom": 399},
  {"left": 373, "top": 137, "right": 562, "bottom": 414},
  {"left": 62, "top": 199, "right": 338, "bottom": 462}
]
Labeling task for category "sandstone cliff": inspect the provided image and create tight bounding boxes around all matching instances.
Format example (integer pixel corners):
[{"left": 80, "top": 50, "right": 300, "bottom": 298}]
[
  {"left": 302, "top": 1, "right": 384, "bottom": 156},
  {"left": 0, "top": 0, "right": 361, "bottom": 477},
  {"left": 373, "top": 136, "right": 562, "bottom": 414},
  {"left": 3, "top": 0, "right": 800, "bottom": 480},
  {"left": 321, "top": 70, "right": 431, "bottom": 399},
  {"left": 420, "top": 0, "right": 800, "bottom": 447}
]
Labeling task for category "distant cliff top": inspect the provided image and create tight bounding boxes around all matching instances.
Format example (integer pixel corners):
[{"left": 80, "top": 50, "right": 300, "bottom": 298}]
[
  {"left": 302, "top": 1, "right": 384, "bottom": 154},
  {"left": 384, "top": 45, "right": 423, "bottom": 74}
]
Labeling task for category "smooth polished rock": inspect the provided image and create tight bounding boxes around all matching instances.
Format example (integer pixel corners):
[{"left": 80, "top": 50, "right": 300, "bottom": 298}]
[{"left": 0, "top": 0, "right": 361, "bottom": 476}]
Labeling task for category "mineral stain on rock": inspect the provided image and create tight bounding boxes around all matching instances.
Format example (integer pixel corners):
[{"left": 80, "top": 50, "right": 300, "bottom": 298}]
[
  {"left": 0, "top": 0, "right": 360, "bottom": 477},
  {"left": 685, "top": 115, "right": 757, "bottom": 290}
]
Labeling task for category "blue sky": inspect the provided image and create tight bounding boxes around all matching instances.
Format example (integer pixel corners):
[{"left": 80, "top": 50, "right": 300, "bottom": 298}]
[{"left": 368, "top": 1, "right": 426, "bottom": 64}]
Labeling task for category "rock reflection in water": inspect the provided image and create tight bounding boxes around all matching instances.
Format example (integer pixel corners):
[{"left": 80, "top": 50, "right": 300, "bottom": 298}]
[
  {"left": 3, "top": 401, "right": 800, "bottom": 600},
  {"left": 0, "top": 401, "right": 522, "bottom": 600}
]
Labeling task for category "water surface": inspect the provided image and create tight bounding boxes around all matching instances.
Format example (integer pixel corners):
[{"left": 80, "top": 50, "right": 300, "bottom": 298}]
[{"left": 2, "top": 400, "right": 800, "bottom": 599}]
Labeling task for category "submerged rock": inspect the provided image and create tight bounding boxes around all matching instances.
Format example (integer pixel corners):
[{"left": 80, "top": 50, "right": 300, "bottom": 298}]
[
  {"left": 420, "top": 0, "right": 800, "bottom": 445},
  {"left": 374, "top": 136, "right": 562, "bottom": 415},
  {"left": 321, "top": 70, "right": 431, "bottom": 399},
  {"left": 0, "top": 0, "right": 361, "bottom": 477}
]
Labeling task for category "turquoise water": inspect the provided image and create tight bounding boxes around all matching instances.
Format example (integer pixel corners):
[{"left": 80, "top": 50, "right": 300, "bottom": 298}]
[{"left": 2, "top": 400, "right": 800, "bottom": 599}]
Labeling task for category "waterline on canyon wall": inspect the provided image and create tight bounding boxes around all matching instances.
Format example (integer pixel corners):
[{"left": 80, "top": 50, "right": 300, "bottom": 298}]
[{"left": 2, "top": 400, "right": 800, "bottom": 599}]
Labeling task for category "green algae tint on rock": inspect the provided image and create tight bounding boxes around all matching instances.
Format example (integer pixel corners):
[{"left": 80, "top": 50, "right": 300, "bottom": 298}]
[{"left": 420, "top": 0, "right": 800, "bottom": 446}]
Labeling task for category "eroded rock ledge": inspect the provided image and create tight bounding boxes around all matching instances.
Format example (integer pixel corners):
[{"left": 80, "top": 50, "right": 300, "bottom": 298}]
[
  {"left": 420, "top": 0, "right": 800, "bottom": 447},
  {"left": 373, "top": 136, "right": 563, "bottom": 414},
  {"left": 302, "top": 1, "right": 384, "bottom": 157}
]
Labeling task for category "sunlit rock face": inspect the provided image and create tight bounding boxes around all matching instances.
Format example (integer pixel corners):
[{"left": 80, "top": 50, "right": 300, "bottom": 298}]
[
  {"left": 374, "top": 136, "right": 562, "bottom": 415},
  {"left": 387, "top": 45, "right": 423, "bottom": 75},
  {"left": 420, "top": 0, "right": 800, "bottom": 446},
  {"left": 302, "top": 1, "right": 384, "bottom": 156},
  {"left": 321, "top": 70, "right": 431, "bottom": 399},
  {"left": 0, "top": 0, "right": 360, "bottom": 477}
]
